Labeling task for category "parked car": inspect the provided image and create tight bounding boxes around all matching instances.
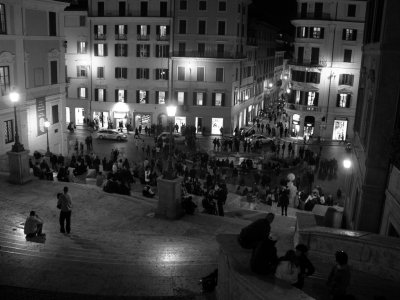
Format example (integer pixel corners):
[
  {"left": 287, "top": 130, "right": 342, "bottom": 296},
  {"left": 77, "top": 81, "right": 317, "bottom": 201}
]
[
  {"left": 95, "top": 129, "right": 127, "bottom": 141},
  {"left": 249, "top": 134, "right": 274, "bottom": 145},
  {"left": 157, "top": 132, "right": 186, "bottom": 143}
]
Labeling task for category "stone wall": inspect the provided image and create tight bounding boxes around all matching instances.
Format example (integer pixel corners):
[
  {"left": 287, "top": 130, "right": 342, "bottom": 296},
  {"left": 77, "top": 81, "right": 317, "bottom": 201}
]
[{"left": 296, "top": 212, "right": 400, "bottom": 282}]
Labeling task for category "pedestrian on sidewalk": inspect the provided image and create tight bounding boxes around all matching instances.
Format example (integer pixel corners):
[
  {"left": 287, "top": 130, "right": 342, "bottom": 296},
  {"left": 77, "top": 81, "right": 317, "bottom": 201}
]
[
  {"left": 57, "top": 186, "right": 72, "bottom": 234},
  {"left": 24, "top": 211, "right": 45, "bottom": 238}
]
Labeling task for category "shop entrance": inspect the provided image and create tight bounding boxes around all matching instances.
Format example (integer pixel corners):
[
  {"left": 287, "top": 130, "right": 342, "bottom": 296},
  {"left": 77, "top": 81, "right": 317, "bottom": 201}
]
[
  {"left": 303, "top": 116, "right": 315, "bottom": 137},
  {"left": 75, "top": 107, "right": 85, "bottom": 125},
  {"left": 93, "top": 111, "right": 109, "bottom": 129},
  {"left": 174, "top": 116, "right": 186, "bottom": 132},
  {"left": 211, "top": 118, "right": 223, "bottom": 135},
  {"left": 134, "top": 114, "right": 152, "bottom": 131},
  {"left": 195, "top": 117, "right": 203, "bottom": 133},
  {"left": 332, "top": 120, "right": 348, "bottom": 141}
]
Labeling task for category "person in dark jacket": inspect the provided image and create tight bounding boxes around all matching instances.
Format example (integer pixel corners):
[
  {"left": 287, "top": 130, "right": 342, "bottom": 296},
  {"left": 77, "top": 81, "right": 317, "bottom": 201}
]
[
  {"left": 279, "top": 181, "right": 290, "bottom": 216},
  {"left": 293, "top": 244, "right": 315, "bottom": 289},
  {"left": 238, "top": 213, "right": 275, "bottom": 249},
  {"left": 250, "top": 235, "right": 278, "bottom": 275},
  {"left": 327, "top": 251, "right": 351, "bottom": 299}
]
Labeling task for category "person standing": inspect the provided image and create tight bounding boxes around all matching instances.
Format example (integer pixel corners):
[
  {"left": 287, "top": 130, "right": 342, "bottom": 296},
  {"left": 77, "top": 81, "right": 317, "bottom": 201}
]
[
  {"left": 57, "top": 186, "right": 72, "bottom": 234},
  {"left": 327, "top": 251, "right": 351, "bottom": 300},
  {"left": 279, "top": 181, "right": 290, "bottom": 216}
]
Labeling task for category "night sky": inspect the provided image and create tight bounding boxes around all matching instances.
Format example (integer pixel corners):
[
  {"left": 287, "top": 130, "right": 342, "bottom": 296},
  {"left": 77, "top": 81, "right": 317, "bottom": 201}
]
[{"left": 249, "top": 0, "right": 297, "bottom": 33}]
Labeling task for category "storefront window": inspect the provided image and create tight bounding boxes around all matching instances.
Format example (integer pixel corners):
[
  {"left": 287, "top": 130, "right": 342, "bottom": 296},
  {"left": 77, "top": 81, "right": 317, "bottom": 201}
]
[
  {"left": 332, "top": 120, "right": 347, "bottom": 141},
  {"left": 211, "top": 118, "right": 223, "bottom": 135}
]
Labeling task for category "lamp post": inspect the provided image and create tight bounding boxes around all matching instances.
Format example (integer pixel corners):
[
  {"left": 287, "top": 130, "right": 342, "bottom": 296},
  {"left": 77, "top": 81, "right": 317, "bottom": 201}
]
[
  {"left": 10, "top": 92, "right": 25, "bottom": 152},
  {"left": 44, "top": 119, "right": 51, "bottom": 156},
  {"left": 164, "top": 105, "right": 177, "bottom": 179}
]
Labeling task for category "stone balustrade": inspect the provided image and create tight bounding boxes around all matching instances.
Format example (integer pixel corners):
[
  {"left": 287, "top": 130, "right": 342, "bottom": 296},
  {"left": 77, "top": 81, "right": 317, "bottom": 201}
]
[{"left": 295, "top": 212, "right": 400, "bottom": 282}]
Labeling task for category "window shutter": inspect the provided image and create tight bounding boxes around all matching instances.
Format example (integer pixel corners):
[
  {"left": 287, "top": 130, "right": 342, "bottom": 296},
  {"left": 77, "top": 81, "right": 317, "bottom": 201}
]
[
  {"left": 136, "top": 45, "right": 140, "bottom": 57},
  {"left": 296, "top": 27, "right": 300, "bottom": 38},
  {"left": 221, "top": 93, "right": 226, "bottom": 106},
  {"left": 124, "top": 25, "right": 127, "bottom": 34},
  {"left": 115, "top": 90, "right": 118, "bottom": 102},
  {"left": 166, "top": 25, "right": 170, "bottom": 35},
  {"left": 136, "top": 68, "right": 140, "bottom": 79},
  {"left": 115, "top": 68, "right": 119, "bottom": 78},
  {"left": 103, "top": 25, "right": 107, "bottom": 34},
  {"left": 320, "top": 28, "right": 324, "bottom": 38},
  {"left": 124, "top": 44, "right": 128, "bottom": 56},
  {"left": 85, "top": 88, "right": 88, "bottom": 98},
  {"left": 137, "top": 25, "right": 140, "bottom": 35},
  {"left": 115, "top": 25, "right": 118, "bottom": 34},
  {"left": 350, "top": 75, "right": 354, "bottom": 86},
  {"left": 122, "top": 68, "right": 127, "bottom": 79},
  {"left": 146, "top": 91, "right": 149, "bottom": 103},
  {"left": 184, "top": 92, "right": 188, "bottom": 105},
  {"left": 299, "top": 91, "right": 304, "bottom": 105},
  {"left": 136, "top": 90, "right": 140, "bottom": 103},
  {"left": 165, "top": 91, "right": 169, "bottom": 103},
  {"left": 77, "top": 42, "right": 80, "bottom": 53},
  {"left": 94, "top": 44, "right": 98, "bottom": 56},
  {"left": 305, "top": 27, "right": 309, "bottom": 38},
  {"left": 115, "top": 44, "right": 118, "bottom": 56},
  {"left": 145, "top": 69, "right": 149, "bottom": 79},
  {"left": 336, "top": 94, "right": 340, "bottom": 107},
  {"left": 103, "top": 90, "right": 107, "bottom": 102},
  {"left": 94, "top": 88, "right": 98, "bottom": 101},
  {"left": 309, "top": 27, "right": 314, "bottom": 37},
  {"left": 212, "top": 93, "right": 216, "bottom": 106},
  {"left": 147, "top": 25, "right": 150, "bottom": 34},
  {"left": 155, "top": 45, "right": 159, "bottom": 57},
  {"left": 146, "top": 45, "right": 150, "bottom": 56},
  {"left": 104, "top": 44, "right": 108, "bottom": 56},
  {"left": 77, "top": 88, "right": 80, "bottom": 98},
  {"left": 353, "top": 30, "right": 357, "bottom": 40},
  {"left": 155, "top": 91, "right": 159, "bottom": 104},
  {"left": 156, "top": 26, "right": 160, "bottom": 35},
  {"left": 193, "top": 92, "right": 197, "bottom": 105},
  {"left": 316, "top": 73, "right": 321, "bottom": 84},
  {"left": 76, "top": 66, "right": 80, "bottom": 77},
  {"left": 342, "top": 29, "right": 346, "bottom": 40},
  {"left": 94, "top": 25, "right": 98, "bottom": 35},
  {"left": 203, "top": 92, "right": 207, "bottom": 106},
  {"left": 346, "top": 95, "right": 351, "bottom": 108},
  {"left": 124, "top": 90, "right": 127, "bottom": 103},
  {"left": 155, "top": 69, "right": 159, "bottom": 80},
  {"left": 314, "top": 92, "right": 319, "bottom": 106}
]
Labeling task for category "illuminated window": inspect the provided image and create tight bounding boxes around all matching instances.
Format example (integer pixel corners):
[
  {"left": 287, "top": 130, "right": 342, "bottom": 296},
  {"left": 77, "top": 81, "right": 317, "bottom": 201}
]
[
  {"left": 4, "top": 120, "right": 13, "bottom": 144},
  {"left": 137, "top": 25, "right": 150, "bottom": 40},
  {"left": 310, "top": 27, "right": 324, "bottom": 39},
  {"left": 177, "top": 92, "right": 185, "bottom": 105},
  {"left": 137, "top": 90, "right": 148, "bottom": 104},
  {"left": 196, "top": 92, "right": 203, "bottom": 106},
  {"left": 77, "top": 41, "right": 87, "bottom": 54},
  {"left": 157, "top": 25, "right": 169, "bottom": 40},
  {"left": 337, "top": 94, "right": 351, "bottom": 108},
  {"left": 115, "top": 67, "right": 127, "bottom": 79},
  {"left": 342, "top": 29, "right": 357, "bottom": 41},
  {"left": 94, "top": 25, "right": 106, "bottom": 39},
  {"left": 0, "top": 66, "right": 10, "bottom": 96},
  {"left": 178, "top": 66, "right": 185, "bottom": 80},
  {"left": 94, "top": 43, "right": 107, "bottom": 56},
  {"left": 0, "top": 3, "right": 7, "bottom": 34},
  {"left": 158, "top": 91, "right": 166, "bottom": 104},
  {"left": 214, "top": 93, "right": 224, "bottom": 106},
  {"left": 307, "top": 92, "right": 316, "bottom": 106},
  {"left": 117, "top": 89, "right": 126, "bottom": 102},
  {"left": 136, "top": 68, "right": 149, "bottom": 79},
  {"left": 77, "top": 65, "right": 88, "bottom": 77},
  {"left": 97, "top": 67, "right": 104, "bottom": 79},
  {"left": 296, "top": 26, "right": 308, "bottom": 38},
  {"left": 78, "top": 87, "right": 87, "bottom": 99},
  {"left": 295, "top": 90, "right": 300, "bottom": 104},
  {"left": 115, "top": 25, "right": 127, "bottom": 40},
  {"left": 95, "top": 88, "right": 106, "bottom": 102}
]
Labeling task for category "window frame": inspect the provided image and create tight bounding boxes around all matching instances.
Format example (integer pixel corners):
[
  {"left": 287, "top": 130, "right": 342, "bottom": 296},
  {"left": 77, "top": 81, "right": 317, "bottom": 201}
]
[
  {"left": 177, "top": 66, "right": 185, "bottom": 81},
  {"left": 0, "top": 3, "right": 7, "bottom": 34},
  {"left": 78, "top": 87, "right": 87, "bottom": 99},
  {"left": 216, "top": 67, "right": 224, "bottom": 82},
  {"left": 217, "top": 20, "right": 226, "bottom": 35},
  {"left": 218, "top": 1, "right": 227, "bottom": 12},
  {"left": 197, "top": 67, "right": 205, "bottom": 82},
  {"left": 4, "top": 119, "right": 14, "bottom": 144},
  {"left": 0, "top": 65, "right": 10, "bottom": 96}
]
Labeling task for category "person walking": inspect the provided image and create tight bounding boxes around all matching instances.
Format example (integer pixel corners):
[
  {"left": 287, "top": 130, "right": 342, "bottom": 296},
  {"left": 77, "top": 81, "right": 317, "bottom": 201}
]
[{"left": 57, "top": 186, "right": 72, "bottom": 234}]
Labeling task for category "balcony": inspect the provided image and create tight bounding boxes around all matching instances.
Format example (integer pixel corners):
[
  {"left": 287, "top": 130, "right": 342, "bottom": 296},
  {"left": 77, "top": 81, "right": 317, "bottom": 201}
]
[
  {"left": 115, "top": 34, "right": 127, "bottom": 40},
  {"left": 288, "top": 59, "right": 327, "bottom": 68},
  {"left": 94, "top": 34, "right": 106, "bottom": 40},
  {"left": 285, "top": 103, "right": 322, "bottom": 112},
  {"left": 156, "top": 34, "right": 170, "bottom": 41},
  {"left": 297, "top": 12, "right": 331, "bottom": 20},
  {"left": 173, "top": 51, "right": 246, "bottom": 60},
  {"left": 137, "top": 35, "right": 150, "bottom": 41}
]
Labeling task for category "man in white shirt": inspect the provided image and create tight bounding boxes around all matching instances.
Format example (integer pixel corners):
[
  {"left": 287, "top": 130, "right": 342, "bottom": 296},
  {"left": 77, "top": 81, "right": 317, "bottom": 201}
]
[{"left": 24, "top": 211, "right": 45, "bottom": 238}]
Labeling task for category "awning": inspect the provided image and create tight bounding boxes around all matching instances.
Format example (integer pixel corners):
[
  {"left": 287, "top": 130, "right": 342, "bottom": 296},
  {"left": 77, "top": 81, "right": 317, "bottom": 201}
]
[
  {"left": 291, "top": 82, "right": 319, "bottom": 92},
  {"left": 338, "top": 88, "right": 353, "bottom": 94}
]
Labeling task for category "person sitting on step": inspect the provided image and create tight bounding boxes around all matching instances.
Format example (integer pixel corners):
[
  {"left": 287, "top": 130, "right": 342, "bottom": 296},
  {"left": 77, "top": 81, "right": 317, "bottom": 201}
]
[{"left": 24, "top": 211, "right": 45, "bottom": 238}]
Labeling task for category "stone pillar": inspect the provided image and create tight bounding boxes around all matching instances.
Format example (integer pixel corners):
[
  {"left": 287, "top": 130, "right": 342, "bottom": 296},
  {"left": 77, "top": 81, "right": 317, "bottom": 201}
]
[
  {"left": 7, "top": 150, "right": 32, "bottom": 184},
  {"left": 156, "top": 176, "right": 184, "bottom": 220}
]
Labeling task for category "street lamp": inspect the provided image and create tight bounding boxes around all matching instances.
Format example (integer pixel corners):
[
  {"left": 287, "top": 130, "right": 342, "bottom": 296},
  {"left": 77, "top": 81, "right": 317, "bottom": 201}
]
[
  {"left": 164, "top": 105, "right": 177, "bottom": 179},
  {"left": 9, "top": 92, "right": 25, "bottom": 152},
  {"left": 44, "top": 119, "right": 51, "bottom": 156},
  {"left": 343, "top": 159, "right": 352, "bottom": 169}
]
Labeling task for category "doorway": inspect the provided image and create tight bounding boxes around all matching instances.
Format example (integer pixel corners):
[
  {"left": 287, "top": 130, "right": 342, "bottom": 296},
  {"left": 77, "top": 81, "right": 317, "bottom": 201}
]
[
  {"left": 66, "top": 107, "right": 70, "bottom": 123},
  {"left": 174, "top": 116, "right": 186, "bottom": 132},
  {"left": 332, "top": 120, "right": 348, "bottom": 141},
  {"left": 195, "top": 117, "right": 203, "bottom": 133},
  {"left": 75, "top": 107, "right": 85, "bottom": 125},
  {"left": 211, "top": 118, "right": 223, "bottom": 135}
]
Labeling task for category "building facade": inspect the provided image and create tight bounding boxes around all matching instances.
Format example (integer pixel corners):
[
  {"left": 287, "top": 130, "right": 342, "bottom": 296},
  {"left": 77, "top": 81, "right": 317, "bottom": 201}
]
[
  {"left": 346, "top": 0, "right": 400, "bottom": 235},
  {"left": 285, "top": 0, "right": 366, "bottom": 140},
  {"left": 0, "top": 0, "right": 69, "bottom": 170},
  {"left": 65, "top": 0, "right": 278, "bottom": 135}
]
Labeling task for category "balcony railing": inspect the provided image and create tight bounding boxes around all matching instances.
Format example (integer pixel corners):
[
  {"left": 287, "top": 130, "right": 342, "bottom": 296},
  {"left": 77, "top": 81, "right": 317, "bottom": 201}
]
[
  {"left": 297, "top": 12, "right": 331, "bottom": 20},
  {"left": 115, "top": 34, "right": 127, "bottom": 40},
  {"left": 157, "top": 34, "right": 170, "bottom": 41},
  {"left": 137, "top": 35, "right": 150, "bottom": 41},
  {"left": 94, "top": 34, "right": 106, "bottom": 40},
  {"left": 173, "top": 51, "right": 246, "bottom": 59},
  {"left": 285, "top": 103, "right": 322, "bottom": 112},
  {"left": 288, "top": 59, "right": 327, "bottom": 68}
]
